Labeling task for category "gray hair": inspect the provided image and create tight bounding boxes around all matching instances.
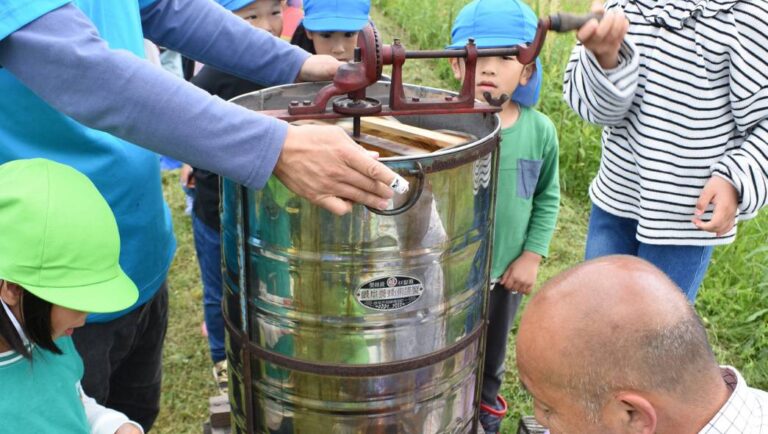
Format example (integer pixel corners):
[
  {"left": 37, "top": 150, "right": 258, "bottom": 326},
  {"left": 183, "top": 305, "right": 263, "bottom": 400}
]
[{"left": 564, "top": 307, "right": 716, "bottom": 422}]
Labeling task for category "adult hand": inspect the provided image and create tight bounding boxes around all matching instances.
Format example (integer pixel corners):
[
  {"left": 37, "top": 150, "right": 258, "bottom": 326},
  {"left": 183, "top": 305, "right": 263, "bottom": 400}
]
[
  {"left": 274, "top": 124, "right": 399, "bottom": 215},
  {"left": 114, "top": 423, "right": 143, "bottom": 434},
  {"left": 577, "top": 0, "right": 629, "bottom": 69},
  {"left": 499, "top": 251, "right": 542, "bottom": 295},
  {"left": 297, "top": 55, "right": 342, "bottom": 82},
  {"left": 693, "top": 176, "right": 739, "bottom": 236}
]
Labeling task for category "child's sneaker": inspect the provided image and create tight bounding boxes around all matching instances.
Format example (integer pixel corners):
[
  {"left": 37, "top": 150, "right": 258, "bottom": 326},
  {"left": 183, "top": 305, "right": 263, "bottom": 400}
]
[
  {"left": 478, "top": 395, "right": 508, "bottom": 434},
  {"left": 212, "top": 359, "right": 229, "bottom": 395}
]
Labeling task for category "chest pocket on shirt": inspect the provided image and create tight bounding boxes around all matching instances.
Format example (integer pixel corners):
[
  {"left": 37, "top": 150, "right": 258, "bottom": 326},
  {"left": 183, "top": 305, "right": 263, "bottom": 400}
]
[{"left": 517, "top": 159, "right": 543, "bottom": 199}]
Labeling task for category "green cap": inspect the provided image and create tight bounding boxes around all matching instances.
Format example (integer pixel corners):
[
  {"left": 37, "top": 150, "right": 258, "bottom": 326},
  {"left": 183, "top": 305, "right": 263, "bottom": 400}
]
[{"left": 0, "top": 159, "right": 138, "bottom": 313}]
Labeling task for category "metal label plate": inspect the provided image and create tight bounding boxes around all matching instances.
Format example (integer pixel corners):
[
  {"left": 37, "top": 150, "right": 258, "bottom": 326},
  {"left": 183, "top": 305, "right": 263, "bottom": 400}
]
[{"left": 356, "top": 276, "right": 424, "bottom": 311}]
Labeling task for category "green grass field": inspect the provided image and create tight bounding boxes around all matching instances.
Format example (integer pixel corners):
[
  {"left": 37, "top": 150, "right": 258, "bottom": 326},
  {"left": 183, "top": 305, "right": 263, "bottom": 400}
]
[{"left": 153, "top": 2, "right": 767, "bottom": 432}]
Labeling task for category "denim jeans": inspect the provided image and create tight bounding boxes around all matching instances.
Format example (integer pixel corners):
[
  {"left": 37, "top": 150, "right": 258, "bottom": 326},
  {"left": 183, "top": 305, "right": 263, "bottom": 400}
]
[
  {"left": 73, "top": 283, "right": 168, "bottom": 432},
  {"left": 585, "top": 204, "right": 714, "bottom": 301},
  {"left": 193, "top": 215, "right": 225, "bottom": 363}
]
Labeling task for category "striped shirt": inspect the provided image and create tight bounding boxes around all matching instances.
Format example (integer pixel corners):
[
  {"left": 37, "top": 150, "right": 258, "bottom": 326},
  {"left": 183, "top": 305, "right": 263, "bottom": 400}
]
[
  {"left": 701, "top": 366, "right": 768, "bottom": 433},
  {"left": 564, "top": 0, "right": 768, "bottom": 245}
]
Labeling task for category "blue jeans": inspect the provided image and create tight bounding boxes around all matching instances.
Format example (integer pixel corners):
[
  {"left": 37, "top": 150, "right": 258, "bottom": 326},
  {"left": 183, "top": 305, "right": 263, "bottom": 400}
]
[
  {"left": 585, "top": 204, "right": 713, "bottom": 301},
  {"left": 192, "top": 216, "right": 225, "bottom": 363}
]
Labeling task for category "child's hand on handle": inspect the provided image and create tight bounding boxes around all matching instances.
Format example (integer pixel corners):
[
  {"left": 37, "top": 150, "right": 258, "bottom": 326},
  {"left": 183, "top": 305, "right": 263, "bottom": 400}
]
[
  {"left": 577, "top": 0, "right": 629, "bottom": 69},
  {"left": 274, "top": 124, "right": 400, "bottom": 216},
  {"left": 114, "top": 422, "right": 143, "bottom": 434},
  {"left": 693, "top": 176, "right": 739, "bottom": 236},
  {"left": 499, "top": 251, "right": 542, "bottom": 295}
]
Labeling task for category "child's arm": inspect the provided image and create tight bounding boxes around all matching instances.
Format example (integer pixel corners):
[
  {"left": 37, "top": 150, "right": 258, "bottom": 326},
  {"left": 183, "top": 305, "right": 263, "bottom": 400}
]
[
  {"left": 499, "top": 126, "right": 560, "bottom": 294},
  {"left": 563, "top": 0, "right": 638, "bottom": 126},
  {"left": 77, "top": 382, "right": 144, "bottom": 434},
  {"left": 706, "top": 3, "right": 768, "bottom": 230},
  {"left": 499, "top": 251, "right": 542, "bottom": 295},
  {"left": 523, "top": 125, "right": 560, "bottom": 263}
]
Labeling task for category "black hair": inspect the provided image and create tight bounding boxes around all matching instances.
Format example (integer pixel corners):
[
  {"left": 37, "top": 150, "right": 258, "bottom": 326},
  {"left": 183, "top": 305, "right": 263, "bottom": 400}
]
[
  {"left": 289, "top": 22, "right": 317, "bottom": 54},
  {"left": 0, "top": 283, "right": 61, "bottom": 358}
]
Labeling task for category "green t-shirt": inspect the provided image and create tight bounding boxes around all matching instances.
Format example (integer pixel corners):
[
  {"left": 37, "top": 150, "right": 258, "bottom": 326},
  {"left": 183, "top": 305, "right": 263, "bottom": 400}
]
[
  {"left": 0, "top": 336, "right": 90, "bottom": 433},
  {"left": 491, "top": 106, "right": 560, "bottom": 279}
]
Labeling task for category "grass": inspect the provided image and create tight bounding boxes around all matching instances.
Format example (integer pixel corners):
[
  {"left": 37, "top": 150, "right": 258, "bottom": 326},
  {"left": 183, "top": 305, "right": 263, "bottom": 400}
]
[
  {"left": 153, "top": 174, "right": 216, "bottom": 433},
  {"left": 153, "top": 2, "right": 767, "bottom": 432}
]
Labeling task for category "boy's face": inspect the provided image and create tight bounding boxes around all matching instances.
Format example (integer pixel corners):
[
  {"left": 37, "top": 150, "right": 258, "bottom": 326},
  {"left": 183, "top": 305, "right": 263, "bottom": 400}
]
[
  {"left": 306, "top": 31, "right": 359, "bottom": 62},
  {"left": 235, "top": 0, "right": 284, "bottom": 37},
  {"left": 451, "top": 56, "right": 534, "bottom": 108}
]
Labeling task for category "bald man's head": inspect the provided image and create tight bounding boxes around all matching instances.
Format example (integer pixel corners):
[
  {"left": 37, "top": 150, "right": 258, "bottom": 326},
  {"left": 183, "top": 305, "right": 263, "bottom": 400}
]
[{"left": 516, "top": 256, "right": 719, "bottom": 423}]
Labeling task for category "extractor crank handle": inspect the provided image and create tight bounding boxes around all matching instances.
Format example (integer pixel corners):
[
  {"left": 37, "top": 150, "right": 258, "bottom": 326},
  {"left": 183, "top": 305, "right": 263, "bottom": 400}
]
[{"left": 548, "top": 12, "right": 603, "bottom": 33}]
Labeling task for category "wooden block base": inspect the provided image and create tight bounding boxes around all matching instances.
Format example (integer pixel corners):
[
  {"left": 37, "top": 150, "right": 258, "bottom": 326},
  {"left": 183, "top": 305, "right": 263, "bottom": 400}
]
[{"left": 203, "top": 394, "right": 232, "bottom": 434}]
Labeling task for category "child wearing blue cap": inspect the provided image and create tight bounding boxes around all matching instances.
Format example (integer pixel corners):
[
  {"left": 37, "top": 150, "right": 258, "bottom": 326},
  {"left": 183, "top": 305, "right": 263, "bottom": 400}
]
[
  {"left": 448, "top": 0, "right": 560, "bottom": 432},
  {"left": 186, "top": 0, "right": 286, "bottom": 395},
  {"left": 289, "top": 0, "right": 370, "bottom": 61}
]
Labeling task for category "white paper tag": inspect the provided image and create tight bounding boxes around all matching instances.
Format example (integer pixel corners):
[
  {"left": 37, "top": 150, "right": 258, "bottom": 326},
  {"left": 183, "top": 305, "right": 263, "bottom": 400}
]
[{"left": 390, "top": 174, "right": 410, "bottom": 194}]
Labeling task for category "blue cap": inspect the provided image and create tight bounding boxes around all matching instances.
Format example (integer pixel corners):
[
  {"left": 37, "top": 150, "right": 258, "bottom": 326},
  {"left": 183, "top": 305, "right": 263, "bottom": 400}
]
[
  {"left": 216, "top": 0, "right": 256, "bottom": 11},
  {"left": 302, "top": 0, "right": 370, "bottom": 32},
  {"left": 448, "top": 0, "right": 542, "bottom": 107}
]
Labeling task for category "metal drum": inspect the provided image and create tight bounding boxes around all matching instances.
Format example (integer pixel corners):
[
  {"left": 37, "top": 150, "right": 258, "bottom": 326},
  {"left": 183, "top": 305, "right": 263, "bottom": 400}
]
[{"left": 222, "top": 81, "right": 500, "bottom": 434}]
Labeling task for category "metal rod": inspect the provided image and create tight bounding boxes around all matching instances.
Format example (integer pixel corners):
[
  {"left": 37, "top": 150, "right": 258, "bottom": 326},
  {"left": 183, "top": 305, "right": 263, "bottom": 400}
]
[
  {"left": 353, "top": 115, "right": 361, "bottom": 138},
  {"left": 550, "top": 12, "right": 602, "bottom": 32},
  {"left": 404, "top": 47, "right": 521, "bottom": 59},
  {"left": 401, "top": 12, "right": 599, "bottom": 59}
]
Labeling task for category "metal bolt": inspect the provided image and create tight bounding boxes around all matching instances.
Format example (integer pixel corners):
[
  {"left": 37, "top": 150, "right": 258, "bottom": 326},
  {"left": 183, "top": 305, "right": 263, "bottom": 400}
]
[
  {"left": 302, "top": 100, "right": 311, "bottom": 106},
  {"left": 290, "top": 100, "right": 299, "bottom": 107},
  {"left": 445, "top": 96, "right": 454, "bottom": 102},
  {"left": 394, "top": 38, "right": 401, "bottom": 45},
  {"left": 411, "top": 97, "right": 420, "bottom": 102},
  {"left": 468, "top": 38, "right": 475, "bottom": 46}
]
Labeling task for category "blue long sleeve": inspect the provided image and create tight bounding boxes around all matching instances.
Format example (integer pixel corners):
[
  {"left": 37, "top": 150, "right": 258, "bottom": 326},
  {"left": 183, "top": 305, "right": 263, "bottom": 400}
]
[
  {"left": 0, "top": 3, "right": 293, "bottom": 189},
  {"left": 140, "top": 0, "right": 310, "bottom": 87}
]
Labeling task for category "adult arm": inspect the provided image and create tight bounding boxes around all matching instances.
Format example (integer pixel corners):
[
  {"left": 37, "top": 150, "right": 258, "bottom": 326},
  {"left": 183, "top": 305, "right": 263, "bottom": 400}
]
[
  {"left": 0, "top": 4, "right": 396, "bottom": 213},
  {"left": 139, "top": 0, "right": 311, "bottom": 86}
]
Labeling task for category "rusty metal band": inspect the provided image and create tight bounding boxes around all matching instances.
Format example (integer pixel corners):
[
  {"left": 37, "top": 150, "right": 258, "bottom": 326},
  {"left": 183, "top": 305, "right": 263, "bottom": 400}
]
[{"left": 224, "top": 314, "right": 485, "bottom": 377}]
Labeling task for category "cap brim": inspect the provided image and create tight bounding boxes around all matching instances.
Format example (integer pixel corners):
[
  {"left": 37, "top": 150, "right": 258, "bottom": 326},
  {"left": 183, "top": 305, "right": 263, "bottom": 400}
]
[
  {"left": 447, "top": 36, "right": 530, "bottom": 50},
  {"left": 22, "top": 270, "right": 139, "bottom": 314},
  {"left": 303, "top": 16, "right": 368, "bottom": 32}
]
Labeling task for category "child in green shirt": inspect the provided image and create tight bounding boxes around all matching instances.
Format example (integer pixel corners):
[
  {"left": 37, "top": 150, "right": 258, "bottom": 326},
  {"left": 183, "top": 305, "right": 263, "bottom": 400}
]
[
  {"left": 448, "top": 1, "right": 560, "bottom": 432},
  {"left": 0, "top": 159, "right": 141, "bottom": 434}
]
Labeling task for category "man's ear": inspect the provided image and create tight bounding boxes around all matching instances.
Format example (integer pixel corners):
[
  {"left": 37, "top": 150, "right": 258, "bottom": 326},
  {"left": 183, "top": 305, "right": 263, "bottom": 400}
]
[
  {"left": 0, "top": 281, "right": 22, "bottom": 307},
  {"left": 449, "top": 58, "right": 463, "bottom": 81},
  {"left": 612, "top": 392, "right": 657, "bottom": 434},
  {"left": 519, "top": 62, "right": 536, "bottom": 86},
  {"left": 305, "top": 29, "right": 314, "bottom": 41}
]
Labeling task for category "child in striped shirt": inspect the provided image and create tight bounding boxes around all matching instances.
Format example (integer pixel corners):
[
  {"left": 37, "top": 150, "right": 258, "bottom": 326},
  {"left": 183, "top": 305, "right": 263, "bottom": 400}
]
[{"left": 564, "top": 0, "right": 768, "bottom": 300}]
